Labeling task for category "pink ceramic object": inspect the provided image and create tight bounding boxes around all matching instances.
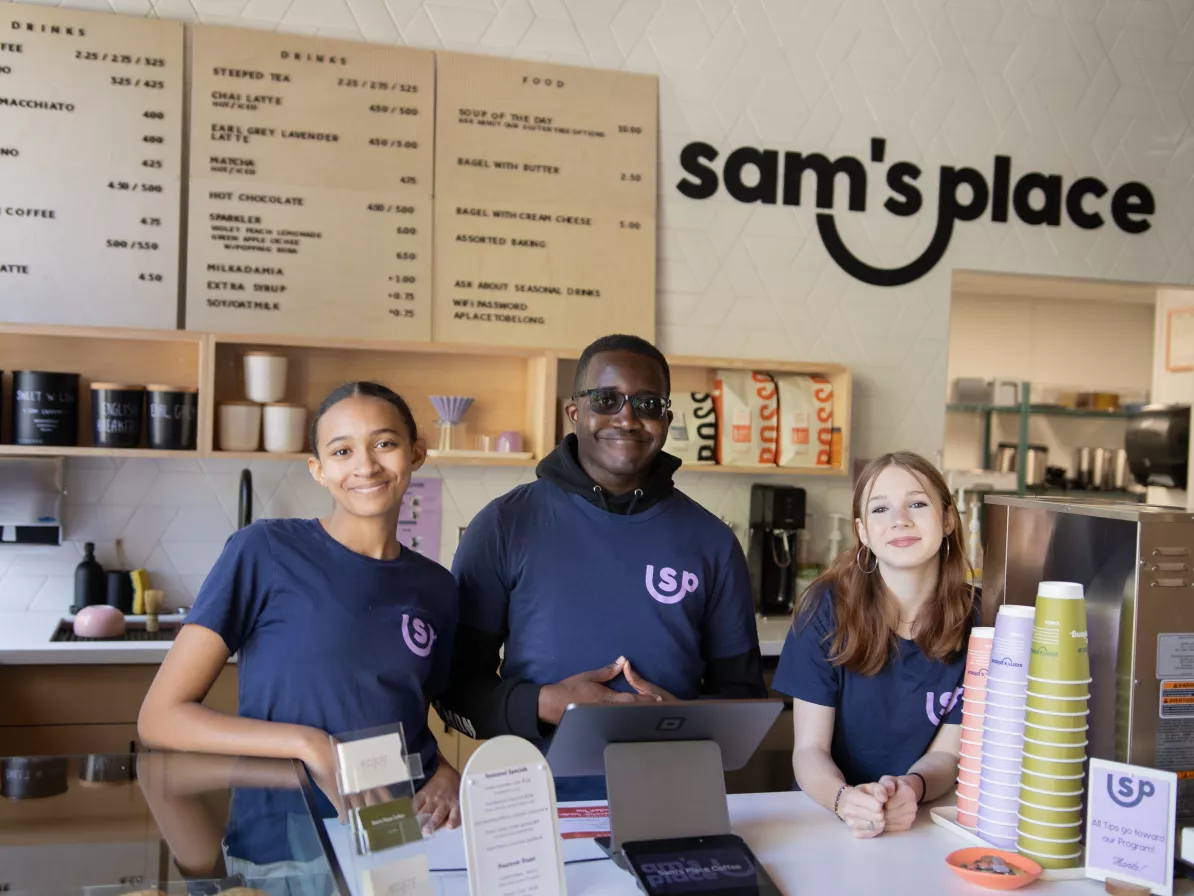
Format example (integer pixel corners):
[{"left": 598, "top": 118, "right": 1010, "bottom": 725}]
[{"left": 73, "top": 605, "right": 126, "bottom": 639}]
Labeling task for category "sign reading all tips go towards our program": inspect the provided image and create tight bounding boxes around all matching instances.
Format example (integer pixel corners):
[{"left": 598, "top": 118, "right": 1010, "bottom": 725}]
[{"left": 1085, "top": 758, "right": 1177, "bottom": 896}]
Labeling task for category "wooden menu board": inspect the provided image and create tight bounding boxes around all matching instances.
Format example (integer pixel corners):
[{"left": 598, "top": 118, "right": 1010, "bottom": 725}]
[
  {"left": 185, "top": 27, "right": 434, "bottom": 341},
  {"left": 0, "top": 4, "right": 183, "bottom": 328},
  {"left": 433, "top": 53, "right": 657, "bottom": 349}
]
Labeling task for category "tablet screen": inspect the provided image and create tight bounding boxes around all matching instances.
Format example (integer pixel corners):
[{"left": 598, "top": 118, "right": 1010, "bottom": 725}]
[{"left": 624, "top": 838, "right": 782, "bottom": 896}]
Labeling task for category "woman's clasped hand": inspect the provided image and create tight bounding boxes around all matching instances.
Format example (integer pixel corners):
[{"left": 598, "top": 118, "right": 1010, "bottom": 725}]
[{"left": 836, "top": 775, "right": 923, "bottom": 839}]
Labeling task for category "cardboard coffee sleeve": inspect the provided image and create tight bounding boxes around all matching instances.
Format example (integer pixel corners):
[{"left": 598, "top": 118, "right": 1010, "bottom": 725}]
[{"left": 713, "top": 370, "right": 779, "bottom": 466}]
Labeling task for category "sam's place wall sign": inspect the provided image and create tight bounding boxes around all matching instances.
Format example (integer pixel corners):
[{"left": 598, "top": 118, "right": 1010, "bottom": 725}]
[{"left": 676, "top": 137, "right": 1156, "bottom": 288}]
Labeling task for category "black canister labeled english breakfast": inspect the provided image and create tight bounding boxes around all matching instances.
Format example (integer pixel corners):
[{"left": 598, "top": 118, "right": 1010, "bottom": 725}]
[{"left": 91, "top": 383, "right": 145, "bottom": 449}]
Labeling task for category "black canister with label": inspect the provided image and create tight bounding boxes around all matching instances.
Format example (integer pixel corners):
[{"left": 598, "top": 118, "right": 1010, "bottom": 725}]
[
  {"left": 11, "top": 371, "right": 79, "bottom": 446},
  {"left": 147, "top": 385, "right": 199, "bottom": 450},
  {"left": 91, "top": 383, "right": 145, "bottom": 449}
]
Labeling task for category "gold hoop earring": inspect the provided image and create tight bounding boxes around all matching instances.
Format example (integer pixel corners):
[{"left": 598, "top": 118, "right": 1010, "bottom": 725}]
[{"left": 856, "top": 546, "right": 878, "bottom": 574}]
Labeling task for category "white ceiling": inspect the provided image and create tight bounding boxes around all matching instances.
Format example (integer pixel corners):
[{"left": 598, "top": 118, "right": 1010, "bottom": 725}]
[{"left": 952, "top": 270, "right": 1162, "bottom": 306}]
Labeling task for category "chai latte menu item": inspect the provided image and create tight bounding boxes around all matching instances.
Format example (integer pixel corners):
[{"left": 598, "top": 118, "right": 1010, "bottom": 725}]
[
  {"left": 0, "top": 3, "right": 183, "bottom": 328},
  {"left": 433, "top": 52, "right": 658, "bottom": 349},
  {"left": 186, "top": 26, "right": 434, "bottom": 340}
]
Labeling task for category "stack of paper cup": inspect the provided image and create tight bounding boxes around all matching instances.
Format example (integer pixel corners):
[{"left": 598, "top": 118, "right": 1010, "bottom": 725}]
[
  {"left": 1017, "top": 581, "right": 1090, "bottom": 871},
  {"left": 976, "top": 604, "right": 1035, "bottom": 850},
  {"left": 956, "top": 626, "right": 994, "bottom": 827}
]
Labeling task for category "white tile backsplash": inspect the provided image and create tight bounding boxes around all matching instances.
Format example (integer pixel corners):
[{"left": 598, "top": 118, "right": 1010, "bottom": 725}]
[{"left": 0, "top": 457, "right": 849, "bottom": 614}]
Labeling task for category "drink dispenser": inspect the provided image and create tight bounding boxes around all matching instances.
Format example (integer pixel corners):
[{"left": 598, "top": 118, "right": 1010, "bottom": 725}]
[{"left": 747, "top": 485, "right": 806, "bottom": 616}]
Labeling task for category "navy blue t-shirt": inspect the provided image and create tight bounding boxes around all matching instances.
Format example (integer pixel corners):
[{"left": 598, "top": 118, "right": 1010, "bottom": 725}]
[
  {"left": 771, "top": 588, "right": 966, "bottom": 786},
  {"left": 186, "top": 518, "right": 458, "bottom": 786},
  {"left": 453, "top": 480, "right": 759, "bottom": 796}
]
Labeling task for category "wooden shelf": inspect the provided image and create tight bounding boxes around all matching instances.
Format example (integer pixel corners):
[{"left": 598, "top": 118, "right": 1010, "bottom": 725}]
[
  {"left": 0, "top": 445, "right": 199, "bottom": 460},
  {"left": 208, "top": 449, "right": 537, "bottom": 467},
  {"left": 679, "top": 464, "right": 848, "bottom": 476},
  {"left": 0, "top": 323, "right": 210, "bottom": 452},
  {"left": 0, "top": 326, "right": 852, "bottom": 475},
  {"left": 206, "top": 334, "right": 554, "bottom": 461}
]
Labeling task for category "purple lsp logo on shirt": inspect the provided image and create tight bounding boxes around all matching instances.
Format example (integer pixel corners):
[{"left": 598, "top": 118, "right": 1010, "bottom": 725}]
[
  {"left": 645, "top": 565, "right": 699, "bottom": 604},
  {"left": 402, "top": 614, "right": 436, "bottom": 658},
  {"left": 925, "top": 687, "right": 963, "bottom": 725}
]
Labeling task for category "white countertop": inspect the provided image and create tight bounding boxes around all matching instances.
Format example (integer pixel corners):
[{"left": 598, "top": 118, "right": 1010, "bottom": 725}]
[
  {"left": 331, "top": 792, "right": 1141, "bottom": 896},
  {"left": 0, "top": 611, "right": 190, "bottom": 664},
  {"left": 0, "top": 613, "right": 790, "bottom": 665}
]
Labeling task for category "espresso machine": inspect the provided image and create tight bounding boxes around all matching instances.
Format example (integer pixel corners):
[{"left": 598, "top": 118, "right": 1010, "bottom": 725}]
[{"left": 747, "top": 485, "right": 806, "bottom": 616}]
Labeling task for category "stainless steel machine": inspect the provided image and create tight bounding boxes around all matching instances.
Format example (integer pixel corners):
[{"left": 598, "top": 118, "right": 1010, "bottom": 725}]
[{"left": 983, "top": 495, "right": 1194, "bottom": 815}]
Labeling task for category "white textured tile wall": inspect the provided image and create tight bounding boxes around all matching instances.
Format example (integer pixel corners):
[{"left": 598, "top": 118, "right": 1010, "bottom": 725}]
[
  {"left": 5, "top": 0, "right": 1194, "bottom": 610},
  {"left": 0, "top": 458, "right": 841, "bottom": 613}
]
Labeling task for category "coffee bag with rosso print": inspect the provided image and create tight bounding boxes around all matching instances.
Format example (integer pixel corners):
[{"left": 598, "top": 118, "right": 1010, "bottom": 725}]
[
  {"left": 776, "top": 375, "right": 836, "bottom": 469},
  {"left": 713, "top": 370, "right": 780, "bottom": 467}
]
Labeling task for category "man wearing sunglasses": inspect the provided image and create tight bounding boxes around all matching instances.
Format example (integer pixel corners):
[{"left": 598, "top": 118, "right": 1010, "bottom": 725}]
[{"left": 436, "top": 333, "right": 766, "bottom": 799}]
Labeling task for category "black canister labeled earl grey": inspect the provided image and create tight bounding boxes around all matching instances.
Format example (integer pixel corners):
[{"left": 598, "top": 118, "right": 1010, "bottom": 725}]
[
  {"left": 91, "top": 383, "right": 145, "bottom": 449},
  {"left": 12, "top": 371, "right": 79, "bottom": 446},
  {"left": 147, "top": 385, "right": 198, "bottom": 451}
]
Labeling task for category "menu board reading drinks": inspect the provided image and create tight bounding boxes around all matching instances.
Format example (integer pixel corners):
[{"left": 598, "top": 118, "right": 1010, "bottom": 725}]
[
  {"left": 0, "top": 4, "right": 183, "bottom": 328},
  {"left": 186, "top": 27, "right": 434, "bottom": 340},
  {"left": 434, "top": 53, "right": 657, "bottom": 349}
]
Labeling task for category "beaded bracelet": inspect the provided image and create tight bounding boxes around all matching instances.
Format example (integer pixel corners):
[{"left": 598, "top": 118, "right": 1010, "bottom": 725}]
[{"left": 833, "top": 783, "right": 849, "bottom": 820}]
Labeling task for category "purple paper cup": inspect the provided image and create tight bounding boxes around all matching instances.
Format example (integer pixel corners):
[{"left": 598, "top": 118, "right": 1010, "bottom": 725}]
[
  {"left": 983, "top": 715, "right": 1027, "bottom": 735},
  {"left": 979, "top": 745, "right": 1026, "bottom": 764},
  {"left": 980, "top": 763, "right": 1022, "bottom": 785},
  {"left": 978, "top": 777, "right": 1022, "bottom": 803}
]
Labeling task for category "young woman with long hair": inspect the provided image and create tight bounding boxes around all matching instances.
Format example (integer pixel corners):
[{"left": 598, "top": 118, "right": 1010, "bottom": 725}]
[
  {"left": 139, "top": 382, "right": 461, "bottom": 835},
  {"left": 772, "top": 451, "right": 975, "bottom": 838}
]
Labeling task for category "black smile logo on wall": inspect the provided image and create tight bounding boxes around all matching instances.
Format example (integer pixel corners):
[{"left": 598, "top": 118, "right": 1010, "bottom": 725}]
[{"left": 676, "top": 138, "right": 1156, "bottom": 288}]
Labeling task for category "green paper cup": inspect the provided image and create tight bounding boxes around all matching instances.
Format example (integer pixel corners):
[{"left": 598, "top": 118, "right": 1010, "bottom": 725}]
[
  {"left": 1024, "top": 707, "right": 1089, "bottom": 730},
  {"left": 1021, "top": 770, "right": 1084, "bottom": 791},
  {"left": 1019, "top": 800, "right": 1082, "bottom": 825},
  {"left": 1027, "top": 582, "right": 1090, "bottom": 681},
  {"left": 1017, "top": 830, "right": 1082, "bottom": 857},
  {"left": 1017, "top": 845, "right": 1083, "bottom": 870},
  {"left": 1020, "top": 784, "right": 1084, "bottom": 809},
  {"left": 1023, "top": 741, "right": 1087, "bottom": 763},
  {"left": 1026, "top": 676, "right": 1091, "bottom": 700},
  {"left": 1023, "top": 725, "right": 1089, "bottom": 747},
  {"left": 1018, "top": 816, "right": 1082, "bottom": 841},
  {"left": 1024, "top": 691, "right": 1090, "bottom": 714},
  {"left": 1022, "top": 754, "right": 1087, "bottom": 778}
]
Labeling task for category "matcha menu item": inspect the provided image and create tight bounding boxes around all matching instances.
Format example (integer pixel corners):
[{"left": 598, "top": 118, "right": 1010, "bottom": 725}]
[
  {"left": 185, "top": 25, "right": 434, "bottom": 340},
  {"left": 0, "top": 4, "right": 183, "bottom": 328},
  {"left": 433, "top": 52, "right": 657, "bottom": 349}
]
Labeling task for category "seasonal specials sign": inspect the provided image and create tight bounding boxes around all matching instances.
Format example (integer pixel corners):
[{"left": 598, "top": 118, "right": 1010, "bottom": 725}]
[{"left": 675, "top": 138, "right": 1155, "bottom": 287}]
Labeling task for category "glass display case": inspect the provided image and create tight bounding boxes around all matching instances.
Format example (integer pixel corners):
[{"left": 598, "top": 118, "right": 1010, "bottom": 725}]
[{"left": 0, "top": 752, "right": 346, "bottom": 896}]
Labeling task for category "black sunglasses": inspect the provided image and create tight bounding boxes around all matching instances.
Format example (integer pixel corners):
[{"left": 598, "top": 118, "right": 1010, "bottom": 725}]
[{"left": 572, "top": 388, "right": 671, "bottom": 420}]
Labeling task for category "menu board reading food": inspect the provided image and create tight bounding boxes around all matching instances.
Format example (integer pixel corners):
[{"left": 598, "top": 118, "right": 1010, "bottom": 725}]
[
  {"left": 0, "top": 4, "right": 183, "bottom": 328},
  {"left": 186, "top": 27, "right": 434, "bottom": 340},
  {"left": 434, "top": 53, "right": 657, "bottom": 349}
]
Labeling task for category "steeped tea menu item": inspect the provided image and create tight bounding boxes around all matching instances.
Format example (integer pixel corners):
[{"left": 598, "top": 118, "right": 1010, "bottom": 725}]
[
  {"left": 433, "top": 52, "right": 657, "bottom": 349},
  {"left": 185, "top": 26, "right": 434, "bottom": 340},
  {"left": 0, "top": 4, "right": 183, "bottom": 328}
]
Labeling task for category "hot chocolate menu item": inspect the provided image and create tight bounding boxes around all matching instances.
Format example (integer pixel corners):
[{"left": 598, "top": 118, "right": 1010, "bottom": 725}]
[
  {"left": 433, "top": 52, "right": 657, "bottom": 349},
  {"left": 0, "top": 4, "right": 183, "bottom": 328},
  {"left": 186, "top": 26, "right": 434, "bottom": 340}
]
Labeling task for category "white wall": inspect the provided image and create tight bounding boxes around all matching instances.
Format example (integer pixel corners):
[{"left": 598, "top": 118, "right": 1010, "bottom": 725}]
[
  {"left": 943, "top": 293, "right": 1154, "bottom": 471},
  {"left": 5, "top": 0, "right": 1194, "bottom": 612}
]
